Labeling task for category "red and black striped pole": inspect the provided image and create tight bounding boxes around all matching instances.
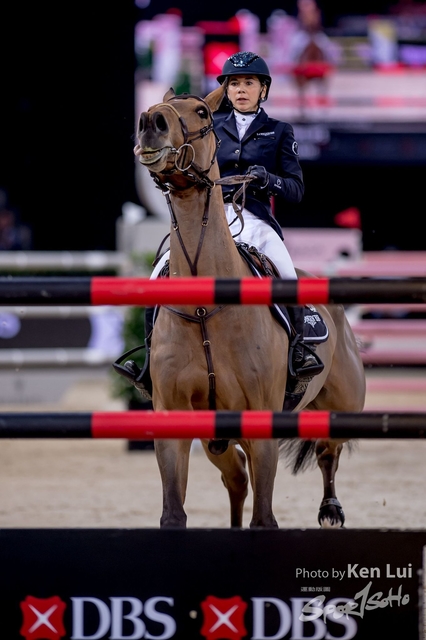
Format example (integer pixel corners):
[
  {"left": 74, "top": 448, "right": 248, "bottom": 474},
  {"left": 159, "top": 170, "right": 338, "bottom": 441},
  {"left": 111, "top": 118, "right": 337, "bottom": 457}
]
[
  {"left": 0, "top": 276, "right": 426, "bottom": 305},
  {"left": 0, "top": 411, "right": 425, "bottom": 439}
]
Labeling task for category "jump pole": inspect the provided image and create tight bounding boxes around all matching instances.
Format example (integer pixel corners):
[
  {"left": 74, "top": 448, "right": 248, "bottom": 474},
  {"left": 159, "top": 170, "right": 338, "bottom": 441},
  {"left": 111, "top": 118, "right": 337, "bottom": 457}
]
[
  {"left": 1, "top": 276, "right": 426, "bottom": 304},
  {"left": 1, "top": 410, "right": 426, "bottom": 438}
]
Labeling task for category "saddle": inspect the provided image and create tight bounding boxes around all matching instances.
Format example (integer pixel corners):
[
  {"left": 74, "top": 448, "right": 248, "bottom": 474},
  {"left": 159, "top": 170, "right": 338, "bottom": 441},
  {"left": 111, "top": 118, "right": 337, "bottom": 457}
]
[{"left": 235, "top": 242, "right": 329, "bottom": 347}]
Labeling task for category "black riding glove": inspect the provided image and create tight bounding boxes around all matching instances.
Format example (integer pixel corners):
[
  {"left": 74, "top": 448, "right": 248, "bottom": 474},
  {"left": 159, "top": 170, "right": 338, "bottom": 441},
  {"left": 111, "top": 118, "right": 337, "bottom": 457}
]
[{"left": 247, "top": 165, "right": 270, "bottom": 189}]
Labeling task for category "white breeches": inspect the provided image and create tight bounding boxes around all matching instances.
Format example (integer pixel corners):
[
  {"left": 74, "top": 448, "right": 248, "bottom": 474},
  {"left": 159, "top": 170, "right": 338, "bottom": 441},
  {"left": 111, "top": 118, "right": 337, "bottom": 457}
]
[
  {"left": 150, "top": 205, "right": 297, "bottom": 280},
  {"left": 225, "top": 205, "right": 297, "bottom": 279}
]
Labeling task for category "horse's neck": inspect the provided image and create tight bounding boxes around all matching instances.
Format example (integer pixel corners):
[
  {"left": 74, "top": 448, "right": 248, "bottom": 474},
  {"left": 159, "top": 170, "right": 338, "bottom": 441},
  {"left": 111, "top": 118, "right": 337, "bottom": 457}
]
[{"left": 167, "top": 185, "right": 246, "bottom": 277}]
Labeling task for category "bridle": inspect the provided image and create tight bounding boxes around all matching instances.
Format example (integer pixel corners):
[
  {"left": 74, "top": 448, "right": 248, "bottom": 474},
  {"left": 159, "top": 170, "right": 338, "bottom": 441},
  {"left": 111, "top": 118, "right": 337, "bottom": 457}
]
[
  {"left": 141, "top": 94, "right": 251, "bottom": 413},
  {"left": 146, "top": 94, "right": 221, "bottom": 193},
  {"left": 144, "top": 94, "right": 252, "bottom": 276},
  {"left": 141, "top": 94, "right": 222, "bottom": 278}
]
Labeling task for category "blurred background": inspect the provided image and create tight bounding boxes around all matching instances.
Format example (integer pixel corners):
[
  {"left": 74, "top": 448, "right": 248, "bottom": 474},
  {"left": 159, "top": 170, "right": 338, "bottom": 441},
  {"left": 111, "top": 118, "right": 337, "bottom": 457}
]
[
  {"left": 1, "top": 0, "right": 426, "bottom": 252},
  {"left": 1, "top": 0, "right": 426, "bottom": 412}
]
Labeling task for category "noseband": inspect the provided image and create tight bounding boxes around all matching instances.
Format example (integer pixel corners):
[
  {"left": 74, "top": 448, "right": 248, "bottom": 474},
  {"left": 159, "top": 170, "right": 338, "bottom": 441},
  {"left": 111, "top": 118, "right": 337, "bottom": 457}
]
[{"left": 147, "top": 94, "right": 220, "bottom": 190}]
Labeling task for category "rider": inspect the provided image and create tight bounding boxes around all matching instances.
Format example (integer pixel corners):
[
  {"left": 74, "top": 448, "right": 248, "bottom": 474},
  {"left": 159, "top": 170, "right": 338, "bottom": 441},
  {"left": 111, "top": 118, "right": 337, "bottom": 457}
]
[
  {"left": 213, "top": 51, "right": 323, "bottom": 393},
  {"left": 215, "top": 51, "right": 303, "bottom": 281},
  {"left": 114, "top": 51, "right": 324, "bottom": 400}
]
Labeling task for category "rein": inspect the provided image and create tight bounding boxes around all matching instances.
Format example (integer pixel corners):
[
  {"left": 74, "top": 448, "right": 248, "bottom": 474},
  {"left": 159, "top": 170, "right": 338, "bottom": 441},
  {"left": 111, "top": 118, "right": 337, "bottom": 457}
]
[
  {"left": 152, "top": 173, "right": 254, "bottom": 270},
  {"left": 152, "top": 185, "right": 212, "bottom": 277}
]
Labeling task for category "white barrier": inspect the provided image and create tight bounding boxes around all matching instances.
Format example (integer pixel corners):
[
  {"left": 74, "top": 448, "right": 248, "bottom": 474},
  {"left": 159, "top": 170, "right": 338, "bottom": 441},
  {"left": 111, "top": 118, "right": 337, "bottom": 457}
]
[{"left": 0, "top": 251, "right": 129, "bottom": 272}]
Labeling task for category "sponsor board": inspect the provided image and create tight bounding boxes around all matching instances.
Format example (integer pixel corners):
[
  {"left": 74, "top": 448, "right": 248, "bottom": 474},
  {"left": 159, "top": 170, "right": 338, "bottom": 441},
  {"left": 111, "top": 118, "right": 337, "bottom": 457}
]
[{"left": 0, "top": 529, "right": 424, "bottom": 639}]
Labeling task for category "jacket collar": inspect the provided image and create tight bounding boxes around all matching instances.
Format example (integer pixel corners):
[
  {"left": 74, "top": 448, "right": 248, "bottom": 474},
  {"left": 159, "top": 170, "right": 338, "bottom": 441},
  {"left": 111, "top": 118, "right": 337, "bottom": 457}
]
[{"left": 221, "top": 107, "right": 268, "bottom": 141}]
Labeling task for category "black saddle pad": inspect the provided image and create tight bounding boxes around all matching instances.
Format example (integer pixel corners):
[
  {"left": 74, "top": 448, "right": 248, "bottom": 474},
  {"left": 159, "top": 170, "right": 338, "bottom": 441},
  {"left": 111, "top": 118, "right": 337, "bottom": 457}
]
[
  {"left": 270, "top": 303, "right": 328, "bottom": 344},
  {"left": 301, "top": 305, "right": 329, "bottom": 343}
]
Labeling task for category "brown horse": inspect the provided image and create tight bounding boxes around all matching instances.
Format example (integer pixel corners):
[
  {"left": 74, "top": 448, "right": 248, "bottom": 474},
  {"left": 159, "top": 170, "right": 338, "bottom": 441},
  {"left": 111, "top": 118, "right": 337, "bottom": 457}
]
[
  {"left": 132, "top": 84, "right": 366, "bottom": 529},
  {"left": 291, "top": 40, "right": 334, "bottom": 119},
  {"left": 290, "top": 0, "right": 334, "bottom": 118}
]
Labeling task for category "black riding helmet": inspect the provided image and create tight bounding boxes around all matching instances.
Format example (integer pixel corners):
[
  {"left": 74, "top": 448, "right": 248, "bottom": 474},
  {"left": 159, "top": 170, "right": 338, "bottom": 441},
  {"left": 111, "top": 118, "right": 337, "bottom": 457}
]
[{"left": 216, "top": 51, "right": 272, "bottom": 101}]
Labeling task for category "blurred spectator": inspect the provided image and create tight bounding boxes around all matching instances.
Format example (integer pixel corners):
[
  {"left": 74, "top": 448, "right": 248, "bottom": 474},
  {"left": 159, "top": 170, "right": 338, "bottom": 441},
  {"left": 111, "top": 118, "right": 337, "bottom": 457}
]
[
  {"left": 288, "top": 0, "right": 335, "bottom": 117},
  {"left": 294, "top": 0, "right": 324, "bottom": 37},
  {"left": 0, "top": 189, "right": 32, "bottom": 250}
]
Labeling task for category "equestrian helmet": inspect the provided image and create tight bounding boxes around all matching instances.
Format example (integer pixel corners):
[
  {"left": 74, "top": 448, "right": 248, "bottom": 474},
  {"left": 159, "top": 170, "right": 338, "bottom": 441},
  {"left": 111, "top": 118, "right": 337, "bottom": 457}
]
[{"left": 217, "top": 51, "right": 272, "bottom": 100}]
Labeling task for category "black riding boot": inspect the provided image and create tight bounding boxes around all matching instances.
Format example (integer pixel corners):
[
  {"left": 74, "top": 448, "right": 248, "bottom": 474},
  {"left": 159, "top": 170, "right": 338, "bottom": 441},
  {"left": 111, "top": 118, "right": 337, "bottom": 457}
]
[
  {"left": 112, "top": 306, "right": 154, "bottom": 401},
  {"left": 283, "top": 306, "right": 325, "bottom": 410},
  {"left": 287, "top": 305, "right": 324, "bottom": 381}
]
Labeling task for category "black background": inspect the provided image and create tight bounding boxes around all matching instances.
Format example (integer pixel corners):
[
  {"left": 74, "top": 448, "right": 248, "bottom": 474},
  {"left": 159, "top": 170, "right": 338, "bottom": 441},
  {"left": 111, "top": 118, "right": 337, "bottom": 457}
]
[
  {"left": 0, "top": 2, "right": 139, "bottom": 251},
  {"left": 0, "top": 1, "right": 423, "bottom": 252}
]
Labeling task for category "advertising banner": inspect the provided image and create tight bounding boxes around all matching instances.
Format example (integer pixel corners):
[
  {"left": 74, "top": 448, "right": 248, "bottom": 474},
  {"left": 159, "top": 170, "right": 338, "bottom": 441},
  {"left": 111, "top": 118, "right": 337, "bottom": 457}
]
[{"left": 0, "top": 528, "right": 424, "bottom": 639}]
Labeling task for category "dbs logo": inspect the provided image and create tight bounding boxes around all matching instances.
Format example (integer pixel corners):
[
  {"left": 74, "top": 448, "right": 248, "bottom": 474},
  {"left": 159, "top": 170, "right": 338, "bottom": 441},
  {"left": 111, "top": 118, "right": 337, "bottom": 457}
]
[
  {"left": 200, "top": 595, "right": 247, "bottom": 640},
  {"left": 20, "top": 595, "right": 66, "bottom": 640}
]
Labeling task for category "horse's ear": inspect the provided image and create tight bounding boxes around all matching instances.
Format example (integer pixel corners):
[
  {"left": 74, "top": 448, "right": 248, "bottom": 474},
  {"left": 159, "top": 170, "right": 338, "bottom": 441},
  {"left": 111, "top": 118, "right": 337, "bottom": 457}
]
[
  {"left": 204, "top": 85, "right": 225, "bottom": 113},
  {"left": 163, "top": 87, "right": 176, "bottom": 102}
]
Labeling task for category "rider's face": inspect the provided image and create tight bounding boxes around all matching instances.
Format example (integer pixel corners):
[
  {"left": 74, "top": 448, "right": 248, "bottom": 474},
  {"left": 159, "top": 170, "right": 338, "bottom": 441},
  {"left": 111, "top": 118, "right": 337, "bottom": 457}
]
[{"left": 226, "top": 75, "right": 266, "bottom": 112}]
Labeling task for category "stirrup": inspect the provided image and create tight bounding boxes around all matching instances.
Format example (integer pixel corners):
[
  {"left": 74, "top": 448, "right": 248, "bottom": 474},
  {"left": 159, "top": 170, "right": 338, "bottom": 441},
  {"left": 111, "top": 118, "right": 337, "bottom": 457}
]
[
  {"left": 112, "top": 344, "right": 152, "bottom": 400},
  {"left": 113, "top": 344, "right": 144, "bottom": 380},
  {"left": 293, "top": 357, "right": 324, "bottom": 380},
  {"left": 288, "top": 336, "right": 324, "bottom": 379}
]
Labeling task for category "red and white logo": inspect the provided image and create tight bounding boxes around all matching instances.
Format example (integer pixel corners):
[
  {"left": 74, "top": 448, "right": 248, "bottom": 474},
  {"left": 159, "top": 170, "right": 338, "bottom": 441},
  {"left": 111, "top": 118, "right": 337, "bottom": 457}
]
[
  {"left": 20, "top": 595, "right": 66, "bottom": 640},
  {"left": 200, "top": 595, "right": 247, "bottom": 640}
]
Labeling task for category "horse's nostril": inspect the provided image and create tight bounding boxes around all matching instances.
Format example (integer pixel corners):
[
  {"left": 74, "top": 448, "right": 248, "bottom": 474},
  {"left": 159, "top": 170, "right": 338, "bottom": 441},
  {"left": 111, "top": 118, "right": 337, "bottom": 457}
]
[
  {"left": 154, "top": 113, "right": 168, "bottom": 133},
  {"left": 138, "top": 112, "right": 148, "bottom": 134},
  {"left": 138, "top": 111, "right": 168, "bottom": 136}
]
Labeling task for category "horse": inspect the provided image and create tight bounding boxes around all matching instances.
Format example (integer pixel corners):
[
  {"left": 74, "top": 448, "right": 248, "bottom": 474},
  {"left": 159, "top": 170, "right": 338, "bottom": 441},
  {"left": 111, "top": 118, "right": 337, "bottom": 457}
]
[
  {"left": 131, "top": 84, "right": 366, "bottom": 529},
  {"left": 290, "top": 40, "right": 334, "bottom": 120},
  {"left": 289, "top": 0, "right": 334, "bottom": 118}
]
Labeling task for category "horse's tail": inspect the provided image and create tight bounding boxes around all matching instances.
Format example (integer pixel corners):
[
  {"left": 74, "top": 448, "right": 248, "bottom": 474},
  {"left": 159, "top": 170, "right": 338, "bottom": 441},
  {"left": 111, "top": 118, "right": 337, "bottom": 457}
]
[
  {"left": 279, "top": 438, "right": 358, "bottom": 475},
  {"left": 278, "top": 439, "right": 316, "bottom": 474}
]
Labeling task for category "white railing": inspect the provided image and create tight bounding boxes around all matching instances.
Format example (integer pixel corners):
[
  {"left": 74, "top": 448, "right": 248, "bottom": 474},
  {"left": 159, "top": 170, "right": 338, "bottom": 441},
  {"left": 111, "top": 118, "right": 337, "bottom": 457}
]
[
  {"left": 0, "top": 251, "right": 128, "bottom": 369},
  {"left": 0, "top": 251, "right": 130, "bottom": 273}
]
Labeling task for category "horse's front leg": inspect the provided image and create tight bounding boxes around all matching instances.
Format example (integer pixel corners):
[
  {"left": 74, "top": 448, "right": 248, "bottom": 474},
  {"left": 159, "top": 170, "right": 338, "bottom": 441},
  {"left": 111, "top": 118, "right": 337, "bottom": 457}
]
[
  {"left": 242, "top": 440, "right": 279, "bottom": 529},
  {"left": 154, "top": 439, "right": 192, "bottom": 528},
  {"left": 315, "top": 439, "right": 345, "bottom": 528}
]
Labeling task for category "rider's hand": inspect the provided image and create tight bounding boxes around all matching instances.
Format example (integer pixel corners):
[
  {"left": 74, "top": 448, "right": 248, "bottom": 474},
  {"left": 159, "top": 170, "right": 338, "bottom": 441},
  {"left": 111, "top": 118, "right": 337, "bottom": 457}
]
[{"left": 247, "top": 165, "right": 270, "bottom": 189}]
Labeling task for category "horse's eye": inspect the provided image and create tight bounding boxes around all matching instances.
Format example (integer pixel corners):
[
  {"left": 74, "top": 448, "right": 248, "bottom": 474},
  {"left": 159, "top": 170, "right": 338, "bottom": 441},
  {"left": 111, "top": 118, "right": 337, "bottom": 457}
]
[{"left": 196, "top": 107, "right": 208, "bottom": 119}]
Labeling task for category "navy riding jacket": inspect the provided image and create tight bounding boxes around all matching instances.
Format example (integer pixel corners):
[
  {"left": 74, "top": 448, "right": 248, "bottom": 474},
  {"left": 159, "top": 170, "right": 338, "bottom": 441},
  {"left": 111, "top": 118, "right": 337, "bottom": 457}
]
[{"left": 214, "top": 107, "right": 304, "bottom": 240}]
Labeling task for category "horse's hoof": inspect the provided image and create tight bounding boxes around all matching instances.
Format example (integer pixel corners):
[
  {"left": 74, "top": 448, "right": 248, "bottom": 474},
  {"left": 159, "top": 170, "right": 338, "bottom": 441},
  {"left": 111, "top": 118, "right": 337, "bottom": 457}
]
[
  {"left": 318, "top": 498, "right": 345, "bottom": 528},
  {"left": 208, "top": 439, "right": 229, "bottom": 455}
]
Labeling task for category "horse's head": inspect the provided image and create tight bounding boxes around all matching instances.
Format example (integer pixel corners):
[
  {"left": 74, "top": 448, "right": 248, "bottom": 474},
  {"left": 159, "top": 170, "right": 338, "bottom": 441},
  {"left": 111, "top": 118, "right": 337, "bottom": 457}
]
[{"left": 134, "top": 86, "right": 225, "bottom": 186}]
